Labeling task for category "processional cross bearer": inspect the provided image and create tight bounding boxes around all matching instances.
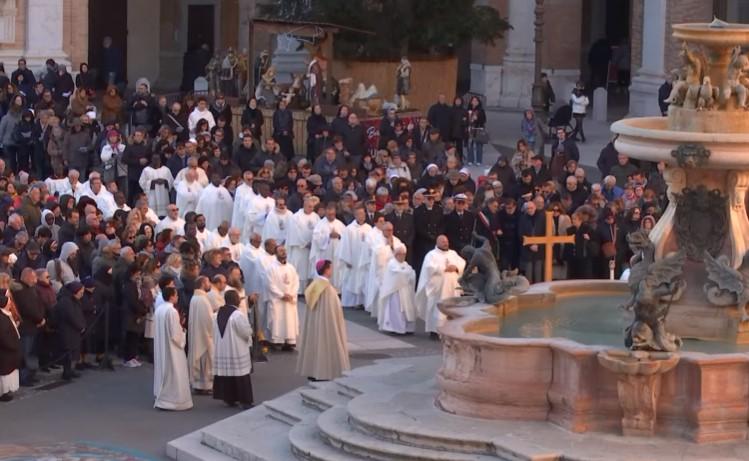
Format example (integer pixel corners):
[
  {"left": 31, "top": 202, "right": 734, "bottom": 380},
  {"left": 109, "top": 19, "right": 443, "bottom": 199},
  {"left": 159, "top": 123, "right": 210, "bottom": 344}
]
[{"left": 522, "top": 210, "right": 576, "bottom": 282}]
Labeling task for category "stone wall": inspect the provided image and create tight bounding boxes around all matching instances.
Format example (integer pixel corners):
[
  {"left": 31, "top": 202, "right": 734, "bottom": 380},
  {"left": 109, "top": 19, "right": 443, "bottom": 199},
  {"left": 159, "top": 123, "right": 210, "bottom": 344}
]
[
  {"left": 63, "top": 0, "right": 87, "bottom": 69},
  {"left": 542, "top": 0, "right": 582, "bottom": 71}
]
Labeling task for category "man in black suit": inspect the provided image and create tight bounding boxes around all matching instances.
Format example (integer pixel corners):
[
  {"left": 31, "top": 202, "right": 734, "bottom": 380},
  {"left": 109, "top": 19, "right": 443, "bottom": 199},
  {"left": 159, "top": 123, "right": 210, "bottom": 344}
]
[
  {"left": 364, "top": 199, "right": 382, "bottom": 226},
  {"left": 412, "top": 190, "right": 442, "bottom": 278},
  {"left": 386, "top": 199, "right": 415, "bottom": 262},
  {"left": 442, "top": 193, "right": 475, "bottom": 253}
]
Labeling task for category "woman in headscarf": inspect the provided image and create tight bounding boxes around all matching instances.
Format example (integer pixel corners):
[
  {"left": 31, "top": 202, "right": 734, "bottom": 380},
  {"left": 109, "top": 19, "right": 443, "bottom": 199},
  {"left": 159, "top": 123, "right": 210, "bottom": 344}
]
[
  {"left": 46, "top": 241, "right": 80, "bottom": 292},
  {"left": 37, "top": 209, "right": 60, "bottom": 242},
  {"left": 240, "top": 97, "right": 264, "bottom": 140},
  {"left": 75, "top": 62, "right": 96, "bottom": 98}
]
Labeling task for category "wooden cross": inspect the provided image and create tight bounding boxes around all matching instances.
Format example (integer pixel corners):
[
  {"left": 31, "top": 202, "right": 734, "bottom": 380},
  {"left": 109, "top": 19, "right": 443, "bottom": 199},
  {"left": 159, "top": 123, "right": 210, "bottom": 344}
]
[{"left": 522, "top": 210, "right": 576, "bottom": 282}]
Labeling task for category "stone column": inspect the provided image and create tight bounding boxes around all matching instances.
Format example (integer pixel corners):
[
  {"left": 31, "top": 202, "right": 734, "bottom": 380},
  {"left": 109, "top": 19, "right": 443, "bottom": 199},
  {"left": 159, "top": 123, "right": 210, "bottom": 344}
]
[
  {"left": 24, "top": 0, "right": 70, "bottom": 70},
  {"left": 158, "top": 0, "right": 183, "bottom": 89},
  {"left": 238, "top": 0, "right": 254, "bottom": 52},
  {"left": 498, "top": 0, "right": 534, "bottom": 109},
  {"left": 628, "top": 0, "right": 666, "bottom": 117}
]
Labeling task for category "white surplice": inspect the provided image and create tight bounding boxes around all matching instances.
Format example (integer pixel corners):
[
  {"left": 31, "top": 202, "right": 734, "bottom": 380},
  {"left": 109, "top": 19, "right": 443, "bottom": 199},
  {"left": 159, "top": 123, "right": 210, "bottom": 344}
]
[
  {"left": 266, "top": 260, "right": 300, "bottom": 344},
  {"left": 262, "top": 208, "right": 293, "bottom": 245},
  {"left": 175, "top": 179, "right": 203, "bottom": 218},
  {"left": 310, "top": 217, "right": 346, "bottom": 292},
  {"left": 153, "top": 302, "right": 193, "bottom": 410},
  {"left": 336, "top": 220, "right": 372, "bottom": 307},
  {"left": 76, "top": 185, "right": 117, "bottom": 219},
  {"left": 187, "top": 290, "right": 214, "bottom": 391},
  {"left": 377, "top": 257, "right": 417, "bottom": 334},
  {"left": 213, "top": 307, "right": 252, "bottom": 377},
  {"left": 243, "top": 194, "right": 275, "bottom": 239},
  {"left": 239, "top": 244, "right": 264, "bottom": 296},
  {"left": 286, "top": 209, "right": 320, "bottom": 292},
  {"left": 204, "top": 230, "right": 229, "bottom": 251},
  {"left": 139, "top": 165, "right": 174, "bottom": 217},
  {"left": 364, "top": 234, "right": 402, "bottom": 318},
  {"left": 232, "top": 183, "right": 256, "bottom": 240},
  {"left": 415, "top": 247, "right": 466, "bottom": 334},
  {"left": 195, "top": 183, "right": 234, "bottom": 231},
  {"left": 222, "top": 238, "right": 245, "bottom": 263},
  {"left": 155, "top": 216, "right": 186, "bottom": 236},
  {"left": 174, "top": 166, "right": 209, "bottom": 188}
]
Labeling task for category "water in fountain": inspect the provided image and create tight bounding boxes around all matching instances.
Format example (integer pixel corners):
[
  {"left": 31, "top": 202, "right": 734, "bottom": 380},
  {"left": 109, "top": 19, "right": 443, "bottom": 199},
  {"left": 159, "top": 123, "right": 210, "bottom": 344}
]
[{"left": 486, "top": 294, "right": 749, "bottom": 354}]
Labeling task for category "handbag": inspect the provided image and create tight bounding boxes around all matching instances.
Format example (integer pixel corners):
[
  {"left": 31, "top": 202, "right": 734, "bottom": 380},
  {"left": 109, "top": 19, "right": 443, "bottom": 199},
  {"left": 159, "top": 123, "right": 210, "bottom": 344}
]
[
  {"left": 473, "top": 128, "right": 490, "bottom": 144},
  {"left": 601, "top": 242, "right": 617, "bottom": 258}
]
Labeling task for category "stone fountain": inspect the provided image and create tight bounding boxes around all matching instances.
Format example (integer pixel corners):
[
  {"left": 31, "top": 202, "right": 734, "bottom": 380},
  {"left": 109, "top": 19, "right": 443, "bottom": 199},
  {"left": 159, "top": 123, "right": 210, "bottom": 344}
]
[{"left": 437, "top": 19, "right": 749, "bottom": 445}]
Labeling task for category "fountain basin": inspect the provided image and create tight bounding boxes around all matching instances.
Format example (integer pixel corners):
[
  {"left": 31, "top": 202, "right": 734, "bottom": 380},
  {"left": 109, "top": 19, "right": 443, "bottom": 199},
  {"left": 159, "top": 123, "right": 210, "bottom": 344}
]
[
  {"left": 611, "top": 116, "right": 749, "bottom": 169},
  {"left": 436, "top": 281, "right": 749, "bottom": 443}
]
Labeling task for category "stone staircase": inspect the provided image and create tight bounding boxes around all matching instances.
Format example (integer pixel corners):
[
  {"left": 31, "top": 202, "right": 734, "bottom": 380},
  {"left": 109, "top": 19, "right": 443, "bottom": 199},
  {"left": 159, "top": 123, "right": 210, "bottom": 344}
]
[{"left": 166, "top": 356, "right": 567, "bottom": 461}]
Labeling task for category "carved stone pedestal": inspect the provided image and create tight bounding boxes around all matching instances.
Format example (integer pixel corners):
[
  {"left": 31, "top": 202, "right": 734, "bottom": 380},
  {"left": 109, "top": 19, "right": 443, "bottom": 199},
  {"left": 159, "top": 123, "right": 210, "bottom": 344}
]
[{"left": 597, "top": 350, "right": 680, "bottom": 437}]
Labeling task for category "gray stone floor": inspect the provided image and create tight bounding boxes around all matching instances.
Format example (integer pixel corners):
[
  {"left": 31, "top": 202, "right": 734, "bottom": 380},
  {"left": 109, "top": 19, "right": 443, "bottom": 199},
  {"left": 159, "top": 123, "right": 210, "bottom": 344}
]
[{"left": 0, "top": 307, "right": 440, "bottom": 460}]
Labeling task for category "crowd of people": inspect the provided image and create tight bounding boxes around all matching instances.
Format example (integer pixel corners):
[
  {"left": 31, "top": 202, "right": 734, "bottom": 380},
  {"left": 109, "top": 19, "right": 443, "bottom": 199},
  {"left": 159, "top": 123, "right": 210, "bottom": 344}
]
[{"left": 0, "top": 57, "right": 668, "bottom": 409}]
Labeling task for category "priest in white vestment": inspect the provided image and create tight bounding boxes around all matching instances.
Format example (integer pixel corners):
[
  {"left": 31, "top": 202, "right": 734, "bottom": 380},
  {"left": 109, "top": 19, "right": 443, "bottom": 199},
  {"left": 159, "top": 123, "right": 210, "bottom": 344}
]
[
  {"left": 153, "top": 288, "right": 193, "bottom": 410},
  {"left": 204, "top": 222, "right": 230, "bottom": 251},
  {"left": 266, "top": 246, "right": 300, "bottom": 348},
  {"left": 223, "top": 227, "right": 245, "bottom": 262},
  {"left": 377, "top": 245, "right": 417, "bottom": 334},
  {"left": 239, "top": 234, "right": 264, "bottom": 297},
  {"left": 232, "top": 172, "right": 256, "bottom": 239},
  {"left": 364, "top": 222, "right": 402, "bottom": 318},
  {"left": 175, "top": 169, "right": 203, "bottom": 218},
  {"left": 187, "top": 277, "right": 214, "bottom": 392},
  {"left": 174, "top": 160, "right": 209, "bottom": 188},
  {"left": 243, "top": 183, "right": 275, "bottom": 239},
  {"left": 297, "top": 260, "right": 350, "bottom": 381},
  {"left": 309, "top": 203, "right": 345, "bottom": 292},
  {"left": 155, "top": 205, "right": 186, "bottom": 236},
  {"left": 416, "top": 235, "right": 466, "bottom": 337},
  {"left": 255, "top": 239, "right": 278, "bottom": 341},
  {"left": 76, "top": 173, "right": 117, "bottom": 218},
  {"left": 195, "top": 175, "right": 234, "bottom": 231},
  {"left": 139, "top": 155, "right": 174, "bottom": 217},
  {"left": 287, "top": 198, "right": 320, "bottom": 293},
  {"left": 337, "top": 207, "right": 372, "bottom": 308},
  {"left": 212, "top": 290, "right": 254, "bottom": 408},
  {"left": 262, "top": 196, "right": 292, "bottom": 245},
  {"left": 188, "top": 98, "right": 216, "bottom": 135},
  {"left": 206, "top": 274, "right": 227, "bottom": 311}
]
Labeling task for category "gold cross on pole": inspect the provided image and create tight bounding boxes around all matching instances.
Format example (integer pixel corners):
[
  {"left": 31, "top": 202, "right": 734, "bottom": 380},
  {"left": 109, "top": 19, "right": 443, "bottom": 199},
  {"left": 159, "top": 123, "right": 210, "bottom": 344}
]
[{"left": 522, "top": 210, "right": 576, "bottom": 282}]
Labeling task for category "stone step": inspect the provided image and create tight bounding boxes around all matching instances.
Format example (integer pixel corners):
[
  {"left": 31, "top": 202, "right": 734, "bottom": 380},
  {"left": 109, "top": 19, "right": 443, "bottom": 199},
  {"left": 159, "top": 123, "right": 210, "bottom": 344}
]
[
  {"left": 166, "top": 429, "right": 237, "bottom": 461},
  {"left": 264, "top": 389, "right": 320, "bottom": 426},
  {"left": 346, "top": 389, "right": 561, "bottom": 460},
  {"left": 200, "top": 406, "right": 295, "bottom": 461},
  {"left": 317, "top": 406, "right": 504, "bottom": 461},
  {"left": 289, "top": 420, "right": 368, "bottom": 461},
  {"left": 300, "top": 383, "right": 352, "bottom": 412}
]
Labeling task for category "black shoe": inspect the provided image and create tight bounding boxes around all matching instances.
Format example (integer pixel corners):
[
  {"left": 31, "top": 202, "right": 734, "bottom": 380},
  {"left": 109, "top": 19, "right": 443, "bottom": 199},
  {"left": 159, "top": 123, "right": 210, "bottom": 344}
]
[
  {"left": 429, "top": 332, "right": 440, "bottom": 340},
  {"left": 20, "top": 380, "right": 34, "bottom": 387},
  {"left": 239, "top": 403, "right": 255, "bottom": 410},
  {"left": 281, "top": 344, "right": 295, "bottom": 352},
  {"left": 0, "top": 393, "right": 13, "bottom": 402}
]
